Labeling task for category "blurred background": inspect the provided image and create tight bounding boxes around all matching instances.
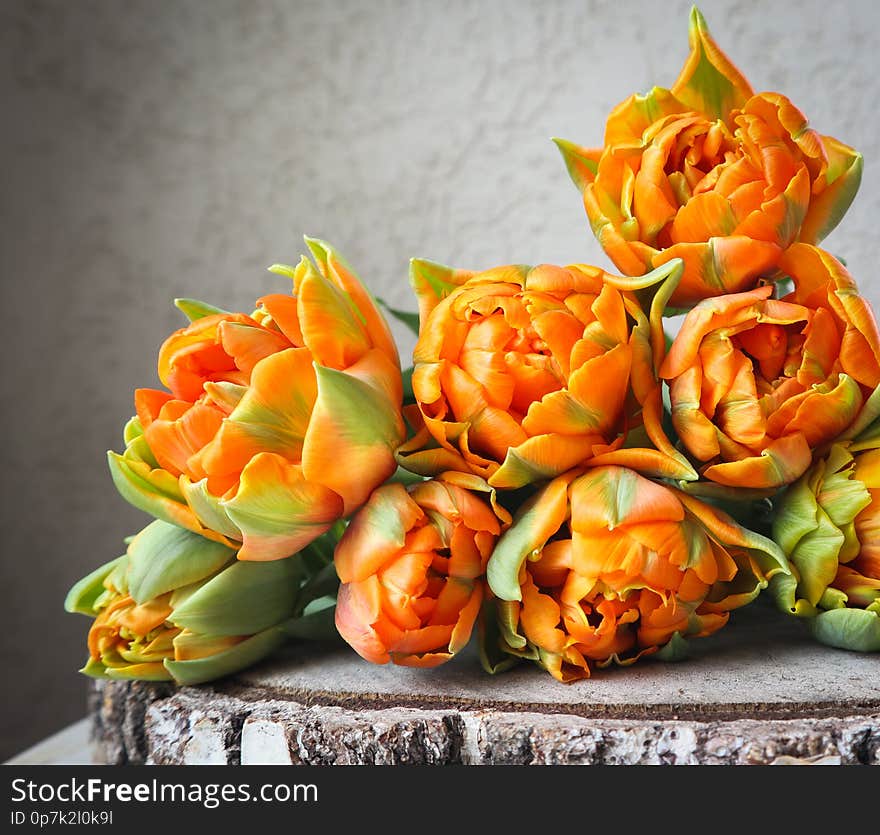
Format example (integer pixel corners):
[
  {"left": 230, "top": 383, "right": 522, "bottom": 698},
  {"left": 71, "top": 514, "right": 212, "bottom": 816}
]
[{"left": 1, "top": 0, "right": 878, "bottom": 760}]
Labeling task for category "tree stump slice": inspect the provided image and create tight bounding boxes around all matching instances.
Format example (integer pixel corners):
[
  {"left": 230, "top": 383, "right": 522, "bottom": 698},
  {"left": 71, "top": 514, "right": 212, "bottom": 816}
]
[{"left": 88, "top": 604, "right": 880, "bottom": 765}]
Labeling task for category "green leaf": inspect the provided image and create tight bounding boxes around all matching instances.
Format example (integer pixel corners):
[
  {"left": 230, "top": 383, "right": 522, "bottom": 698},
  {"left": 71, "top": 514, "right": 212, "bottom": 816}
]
[
  {"left": 283, "top": 604, "right": 342, "bottom": 642},
  {"left": 174, "top": 298, "right": 230, "bottom": 322},
  {"left": 811, "top": 608, "right": 880, "bottom": 653},
  {"left": 294, "top": 561, "right": 340, "bottom": 616},
  {"left": 64, "top": 556, "right": 127, "bottom": 615},
  {"left": 170, "top": 557, "right": 302, "bottom": 636},
  {"left": 401, "top": 365, "right": 414, "bottom": 405},
  {"left": 378, "top": 299, "right": 420, "bottom": 336},
  {"left": 164, "top": 625, "right": 288, "bottom": 685},
  {"left": 127, "top": 520, "right": 237, "bottom": 605}
]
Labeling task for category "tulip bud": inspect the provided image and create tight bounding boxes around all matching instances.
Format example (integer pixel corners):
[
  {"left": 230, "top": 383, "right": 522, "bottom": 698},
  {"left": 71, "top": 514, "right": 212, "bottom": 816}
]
[
  {"left": 65, "top": 520, "right": 340, "bottom": 684},
  {"left": 333, "top": 473, "right": 509, "bottom": 667},
  {"left": 771, "top": 434, "right": 880, "bottom": 652}
]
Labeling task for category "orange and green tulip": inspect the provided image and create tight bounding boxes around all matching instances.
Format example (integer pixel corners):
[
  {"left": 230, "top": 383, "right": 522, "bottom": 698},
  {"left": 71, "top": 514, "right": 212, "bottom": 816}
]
[
  {"left": 660, "top": 245, "right": 880, "bottom": 489},
  {"left": 771, "top": 431, "right": 880, "bottom": 652},
  {"left": 109, "top": 238, "right": 406, "bottom": 561},
  {"left": 555, "top": 8, "right": 862, "bottom": 307},
  {"left": 486, "top": 466, "right": 790, "bottom": 681},
  {"left": 334, "top": 472, "right": 509, "bottom": 668},
  {"left": 399, "top": 256, "right": 696, "bottom": 489},
  {"left": 64, "top": 520, "right": 339, "bottom": 684}
]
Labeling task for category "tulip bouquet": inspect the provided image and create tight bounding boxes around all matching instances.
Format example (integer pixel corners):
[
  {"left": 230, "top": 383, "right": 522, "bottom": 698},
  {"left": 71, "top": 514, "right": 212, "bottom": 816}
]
[{"left": 66, "top": 7, "right": 879, "bottom": 688}]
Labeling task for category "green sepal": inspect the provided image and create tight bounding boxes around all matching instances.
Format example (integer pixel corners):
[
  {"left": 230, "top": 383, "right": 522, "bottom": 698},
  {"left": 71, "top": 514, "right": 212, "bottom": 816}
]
[
  {"left": 64, "top": 555, "right": 127, "bottom": 615},
  {"left": 170, "top": 557, "right": 302, "bottom": 636},
  {"left": 174, "top": 298, "right": 230, "bottom": 322},
  {"left": 127, "top": 520, "right": 237, "bottom": 605},
  {"left": 164, "top": 625, "right": 288, "bottom": 685},
  {"left": 810, "top": 608, "right": 880, "bottom": 653}
]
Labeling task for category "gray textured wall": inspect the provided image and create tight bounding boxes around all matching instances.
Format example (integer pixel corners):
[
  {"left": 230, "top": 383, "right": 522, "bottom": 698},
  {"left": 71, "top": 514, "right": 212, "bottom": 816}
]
[{"left": 2, "top": 0, "right": 878, "bottom": 759}]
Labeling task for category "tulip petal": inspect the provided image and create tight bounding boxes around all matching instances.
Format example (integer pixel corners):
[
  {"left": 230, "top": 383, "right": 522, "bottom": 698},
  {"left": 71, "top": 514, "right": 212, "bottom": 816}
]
[
  {"left": 487, "top": 472, "right": 576, "bottom": 601},
  {"left": 671, "top": 7, "right": 754, "bottom": 123},
  {"left": 297, "top": 267, "right": 371, "bottom": 369},
  {"left": 553, "top": 137, "right": 601, "bottom": 190},
  {"left": 179, "top": 477, "right": 243, "bottom": 539},
  {"left": 409, "top": 258, "right": 476, "bottom": 330},
  {"left": 171, "top": 557, "right": 301, "bottom": 636},
  {"left": 64, "top": 556, "right": 127, "bottom": 616},
  {"left": 800, "top": 139, "right": 863, "bottom": 244},
  {"left": 302, "top": 364, "right": 404, "bottom": 513},
  {"left": 107, "top": 452, "right": 235, "bottom": 547},
  {"left": 703, "top": 432, "right": 812, "bottom": 488},
  {"left": 490, "top": 435, "right": 599, "bottom": 490},
  {"left": 222, "top": 452, "right": 344, "bottom": 561},
  {"left": 164, "top": 625, "right": 288, "bottom": 685},
  {"left": 304, "top": 236, "right": 400, "bottom": 367},
  {"left": 334, "top": 483, "right": 423, "bottom": 584},
  {"left": 810, "top": 607, "right": 880, "bottom": 653},
  {"left": 174, "top": 298, "right": 230, "bottom": 322},
  {"left": 126, "top": 520, "right": 237, "bottom": 605}
]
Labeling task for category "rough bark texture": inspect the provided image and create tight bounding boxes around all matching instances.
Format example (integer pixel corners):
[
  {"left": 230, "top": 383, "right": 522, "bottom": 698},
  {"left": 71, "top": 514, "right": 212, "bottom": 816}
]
[{"left": 90, "top": 680, "right": 879, "bottom": 766}]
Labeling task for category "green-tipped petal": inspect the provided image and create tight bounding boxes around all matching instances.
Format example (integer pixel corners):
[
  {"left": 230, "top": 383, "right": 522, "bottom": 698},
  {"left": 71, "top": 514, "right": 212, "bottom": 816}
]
[
  {"left": 127, "top": 520, "right": 236, "bottom": 605},
  {"left": 107, "top": 451, "right": 196, "bottom": 529},
  {"left": 773, "top": 477, "right": 821, "bottom": 555},
  {"left": 671, "top": 6, "right": 754, "bottom": 123},
  {"left": 164, "top": 626, "right": 288, "bottom": 685},
  {"left": 478, "top": 599, "right": 520, "bottom": 674},
  {"left": 179, "top": 477, "right": 243, "bottom": 539},
  {"left": 800, "top": 142, "right": 863, "bottom": 244},
  {"left": 487, "top": 474, "right": 575, "bottom": 601},
  {"left": 64, "top": 556, "right": 127, "bottom": 615},
  {"left": 811, "top": 607, "right": 880, "bottom": 653},
  {"left": 222, "top": 453, "right": 345, "bottom": 562},
  {"left": 552, "top": 137, "right": 601, "bottom": 191},
  {"left": 171, "top": 557, "right": 301, "bottom": 636},
  {"left": 301, "top": 364, "right": 404, "bottom": 513},
  {"left": 174, "top": 298, "right": 230, "bottom": 322},
  {"left": 409, "top": 258, "right": 474, "bottom": 327}
]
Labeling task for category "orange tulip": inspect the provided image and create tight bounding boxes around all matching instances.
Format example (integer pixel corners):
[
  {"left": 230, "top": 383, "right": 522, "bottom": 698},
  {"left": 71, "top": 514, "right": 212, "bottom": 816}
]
[
  {"left": 334, "top": 473, "right": 509, "bottom": 667},
  {"left": 555, "top": 8, "right": 862, "bottom": 307},
  {"left": 660, "top": 245, "right": 880, "bottom": 489},
  {"left": 486, "top": 466, "right": 790, "bottom": 681},
  {"left": 109, "top": 238, "right": 406, "bottom": 560},
  {"left": 399, "top": 257, "right": 695, "bottom": 489}
]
